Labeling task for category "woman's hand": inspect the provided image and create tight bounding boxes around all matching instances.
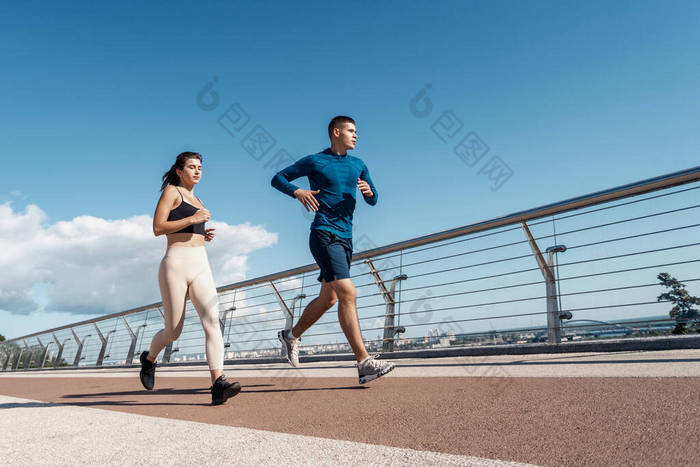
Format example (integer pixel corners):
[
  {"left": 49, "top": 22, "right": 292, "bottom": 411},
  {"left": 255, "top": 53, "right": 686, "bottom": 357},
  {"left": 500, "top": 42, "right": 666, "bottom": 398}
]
[
  {"left": 205, "top": 228, "right": 216, "bottom": 242},
  {"left": 191, "top": 208, "right": 210, "bottom": 224}
]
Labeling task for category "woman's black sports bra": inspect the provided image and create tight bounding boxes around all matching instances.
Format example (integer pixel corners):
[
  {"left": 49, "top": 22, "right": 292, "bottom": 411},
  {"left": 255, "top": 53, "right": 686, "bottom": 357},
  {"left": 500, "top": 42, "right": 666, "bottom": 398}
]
[{"left": 167, "top": 188, "right": 206, "bottom": 235}]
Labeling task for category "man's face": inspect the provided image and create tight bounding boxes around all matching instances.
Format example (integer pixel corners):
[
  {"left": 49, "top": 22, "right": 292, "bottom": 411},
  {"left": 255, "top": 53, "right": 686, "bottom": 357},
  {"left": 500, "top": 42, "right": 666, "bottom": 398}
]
[{"left": 334, "top": 122, "right": 357, "bottom": 150}]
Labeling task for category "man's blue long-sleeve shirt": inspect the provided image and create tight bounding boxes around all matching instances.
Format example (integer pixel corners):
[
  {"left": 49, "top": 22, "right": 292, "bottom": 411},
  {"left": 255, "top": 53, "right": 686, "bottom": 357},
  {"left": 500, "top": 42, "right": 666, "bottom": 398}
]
[{"left": 271, "top": 148, "right": 378, "bottom": 238}]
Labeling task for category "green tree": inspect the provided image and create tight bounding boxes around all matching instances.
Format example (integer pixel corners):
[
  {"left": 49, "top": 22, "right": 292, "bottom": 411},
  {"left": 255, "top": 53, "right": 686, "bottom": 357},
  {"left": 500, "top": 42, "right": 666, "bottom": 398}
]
[
  {"left": 0, "top": 333, "right": 5, "bottom": 342},
  {"left": 657, "top": 273, "right": 700, "bottom": 334}
]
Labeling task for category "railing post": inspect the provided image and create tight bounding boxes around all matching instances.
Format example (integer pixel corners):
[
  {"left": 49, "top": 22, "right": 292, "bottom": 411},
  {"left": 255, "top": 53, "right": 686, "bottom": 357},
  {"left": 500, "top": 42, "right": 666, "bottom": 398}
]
[
  {"left": 122, "top": 317, "right": 143, "bottom": 365},
  {"left": 221, "top": 305, "right": 236, "bottom": 351},
  {"left": 365, "top": 259, "right": 408, "bottom": 352},
  {"left": 2, "top": 347, "right": 12, "bottom": 371},
  {"left": 270, "top": 282, "right": 307, "bottom": 359},
  {"left": 52, "top": 333, "right": 68, "bottom": 369},
  {"left": 521, "top": 222, "right": 568, "bottom": 344},
  {"left": 270, "top": 281, "right": 293, "bottom": 330},
  {"left": 270, "top": 281, "right": 308, "bottom": 331},
  {"left": 36, "top": 337, "right": 51, "bottom": 369},
  {"left": 162, "top": 344, "right": 176, "bottom": 363},
  {"left": 219, "top": 308, "right": 229, "bottom": 336},
  {"left": 290, "top": 295, "right": 306, "bottom": 321},
  {"left": 22, "top": 340, "right": 33, "bottom": 370},
  {"left": 71, "top": 328, "right": 90, "bottom": 367},
  {"left": 11, "top": 346, "right": 22, "bottom": 370},
  {"left": 94, "top": 323, "right": 115, "bottom": 367}
]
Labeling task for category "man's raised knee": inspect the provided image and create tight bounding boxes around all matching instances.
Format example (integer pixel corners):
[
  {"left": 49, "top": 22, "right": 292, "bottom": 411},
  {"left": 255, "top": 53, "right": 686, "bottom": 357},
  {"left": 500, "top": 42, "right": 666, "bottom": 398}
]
[{"left": 336, "top": 288, "right": 356, "bottom": 304}]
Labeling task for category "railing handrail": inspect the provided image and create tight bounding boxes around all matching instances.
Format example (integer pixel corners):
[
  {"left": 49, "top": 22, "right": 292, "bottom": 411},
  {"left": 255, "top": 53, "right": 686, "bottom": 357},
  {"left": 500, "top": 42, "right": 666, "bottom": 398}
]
[{"left": 4, "top": 165, "right": 699, "bottom": 343}]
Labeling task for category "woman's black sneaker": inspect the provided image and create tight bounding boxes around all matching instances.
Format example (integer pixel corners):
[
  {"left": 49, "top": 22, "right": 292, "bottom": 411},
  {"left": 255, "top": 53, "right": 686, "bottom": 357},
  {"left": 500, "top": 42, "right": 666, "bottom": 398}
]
[
  {"left": 211, "top": 375, "right": 241, "bottom": 406},
  {"left": 139, "top": 351, "right": 156, "bottom": 390}
]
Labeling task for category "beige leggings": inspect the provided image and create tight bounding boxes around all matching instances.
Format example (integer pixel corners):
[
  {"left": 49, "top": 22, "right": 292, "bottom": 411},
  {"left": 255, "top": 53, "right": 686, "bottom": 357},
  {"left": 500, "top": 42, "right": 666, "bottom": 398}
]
[{"left": 149, "top": 246, "right": 224, "bottom": 371}]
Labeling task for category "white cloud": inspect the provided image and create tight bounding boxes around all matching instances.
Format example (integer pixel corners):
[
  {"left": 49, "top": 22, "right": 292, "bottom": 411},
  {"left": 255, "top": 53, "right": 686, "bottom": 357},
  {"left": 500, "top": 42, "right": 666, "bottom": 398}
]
[{"left": 0, "top": 202, "right": 277, "bottom": 316}]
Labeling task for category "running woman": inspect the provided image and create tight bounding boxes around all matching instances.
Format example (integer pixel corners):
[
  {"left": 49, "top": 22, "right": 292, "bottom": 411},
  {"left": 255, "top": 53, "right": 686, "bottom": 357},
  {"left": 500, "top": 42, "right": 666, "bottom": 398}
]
[
  {"left": 271, "top": 116, "right": 395, "bottom": 384},
  {"left": 139, "top": 152, "right": 241, "bottom": 405}
]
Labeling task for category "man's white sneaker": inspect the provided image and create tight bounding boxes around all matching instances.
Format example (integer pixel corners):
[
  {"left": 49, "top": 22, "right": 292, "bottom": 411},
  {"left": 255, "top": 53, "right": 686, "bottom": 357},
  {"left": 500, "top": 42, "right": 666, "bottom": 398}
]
[
  {"left": 278, "top": 329, "right": 300, "bottom": 367},
  {"left": 357, "top": 355, "right": 395, "bottom": 384}
]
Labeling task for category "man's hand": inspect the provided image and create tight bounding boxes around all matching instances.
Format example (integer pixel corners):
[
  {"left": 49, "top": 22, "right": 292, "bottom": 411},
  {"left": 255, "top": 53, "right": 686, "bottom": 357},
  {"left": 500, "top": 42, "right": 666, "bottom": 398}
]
[
  {"left": 294, "top": 188, "right": 321, "bottom": 212},
  {"left": 204, "top": 228, "right": 216, "bottom": 242},
  {"left": 357, "top": 178, "right": 373, "bottom": 198}
]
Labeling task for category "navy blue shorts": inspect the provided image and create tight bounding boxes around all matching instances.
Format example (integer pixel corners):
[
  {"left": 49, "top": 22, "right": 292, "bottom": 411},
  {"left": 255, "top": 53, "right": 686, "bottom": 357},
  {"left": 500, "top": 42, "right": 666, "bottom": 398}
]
[{"left": 309, "top": 229, "right": 353, "bottom": 283}]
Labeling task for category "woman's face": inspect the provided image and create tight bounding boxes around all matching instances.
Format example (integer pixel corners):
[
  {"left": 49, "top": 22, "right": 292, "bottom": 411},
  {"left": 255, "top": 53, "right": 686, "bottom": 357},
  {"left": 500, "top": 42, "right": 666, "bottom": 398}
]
[{"left": 176, "top": 158, "right": 202, "bottom": 186}]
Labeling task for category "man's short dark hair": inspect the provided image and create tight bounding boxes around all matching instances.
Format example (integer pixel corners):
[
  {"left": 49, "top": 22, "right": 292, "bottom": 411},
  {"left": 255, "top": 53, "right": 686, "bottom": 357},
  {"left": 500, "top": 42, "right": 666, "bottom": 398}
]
[{"left": 328, "top": 116, "right": 355, "bottom": 139}]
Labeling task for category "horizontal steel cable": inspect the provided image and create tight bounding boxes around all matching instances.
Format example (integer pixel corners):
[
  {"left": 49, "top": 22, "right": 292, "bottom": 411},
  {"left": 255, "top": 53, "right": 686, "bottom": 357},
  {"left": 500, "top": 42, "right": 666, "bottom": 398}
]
[
  {"left": 558, "top": 258, "right": 700, "bottom": 282},
  {"left": 365, "top": 203, "right": 700, "bottom": 276},
  {"left": 225, "top": 282, "right": 688, "bottom": 341},
  {"left": 348, "top": 184, "right": 700, "bottom": 267}
]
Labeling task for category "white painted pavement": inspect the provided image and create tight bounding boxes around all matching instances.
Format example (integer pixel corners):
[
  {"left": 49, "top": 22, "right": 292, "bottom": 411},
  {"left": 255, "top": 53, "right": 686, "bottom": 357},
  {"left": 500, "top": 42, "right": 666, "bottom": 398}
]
[{"left": 0, "top": 395, "right": 535, "bottom": 466}]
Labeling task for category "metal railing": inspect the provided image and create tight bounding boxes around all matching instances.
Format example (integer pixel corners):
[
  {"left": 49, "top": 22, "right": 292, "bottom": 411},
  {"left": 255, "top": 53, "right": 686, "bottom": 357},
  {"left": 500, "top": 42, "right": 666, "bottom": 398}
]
[{"left": 1, "top": 166, "right": 698, "bottom": 370}]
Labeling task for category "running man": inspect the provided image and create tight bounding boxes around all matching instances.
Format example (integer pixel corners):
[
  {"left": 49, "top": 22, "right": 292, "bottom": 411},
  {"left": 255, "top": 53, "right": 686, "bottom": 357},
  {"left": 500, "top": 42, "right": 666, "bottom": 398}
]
[{"left": 271, "top": 116, "right": 395, "bottom": 384}]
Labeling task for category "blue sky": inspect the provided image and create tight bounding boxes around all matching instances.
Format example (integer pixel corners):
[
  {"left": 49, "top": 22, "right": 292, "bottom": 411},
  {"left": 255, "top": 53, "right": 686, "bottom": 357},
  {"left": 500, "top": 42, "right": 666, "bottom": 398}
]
[{"left": 1, "top": 0, "right": 699, "bottom": 338}]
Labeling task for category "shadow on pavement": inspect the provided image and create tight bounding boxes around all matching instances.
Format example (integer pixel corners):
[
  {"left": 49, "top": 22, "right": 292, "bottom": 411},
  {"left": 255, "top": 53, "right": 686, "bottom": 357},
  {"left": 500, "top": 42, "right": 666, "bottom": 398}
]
[
  {"left": 0, "top": 400, "right": 213, "bottom": 409},
  {"left": 0, "top": 401, "right": 63, "bottom": 409},
  {"left": 49, "top": 383, "right": 367, "bottom": 406},
  {"left": 61, "top": 384, "right": 274, "bottom": 399}
]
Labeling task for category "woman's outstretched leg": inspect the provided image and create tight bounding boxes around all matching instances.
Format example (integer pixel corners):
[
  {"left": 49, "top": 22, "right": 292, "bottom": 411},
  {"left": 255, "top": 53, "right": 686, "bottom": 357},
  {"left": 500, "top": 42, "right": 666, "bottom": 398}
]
[{"left": 189, "top": 260, "right": 241, "bottom": 405}]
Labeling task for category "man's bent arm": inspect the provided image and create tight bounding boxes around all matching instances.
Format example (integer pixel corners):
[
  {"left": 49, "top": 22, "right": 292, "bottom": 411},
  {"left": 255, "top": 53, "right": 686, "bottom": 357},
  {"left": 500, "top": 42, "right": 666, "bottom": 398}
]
[
  {"left": 360, "top": 163, "right": 379, "bottom": 206},
  {"left": 271, "top": 157, "right": 311, "bottom": 198}
]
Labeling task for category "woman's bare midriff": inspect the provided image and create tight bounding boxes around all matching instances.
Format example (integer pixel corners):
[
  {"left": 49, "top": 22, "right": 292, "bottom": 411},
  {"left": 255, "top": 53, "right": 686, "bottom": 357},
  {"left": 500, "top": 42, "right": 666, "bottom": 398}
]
[{"left": 167, "top": 233, "right": 205, "bottom": 247}]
